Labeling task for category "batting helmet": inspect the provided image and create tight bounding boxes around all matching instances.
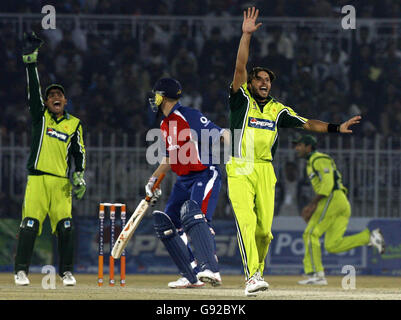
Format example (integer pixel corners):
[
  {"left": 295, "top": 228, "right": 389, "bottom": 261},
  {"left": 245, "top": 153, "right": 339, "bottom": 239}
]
[
  {"left": 149, "top": 78, "right": 182, "bottom": 112},
  {"left": 152, "top": 78, "right": 182, "bottom": 99}
]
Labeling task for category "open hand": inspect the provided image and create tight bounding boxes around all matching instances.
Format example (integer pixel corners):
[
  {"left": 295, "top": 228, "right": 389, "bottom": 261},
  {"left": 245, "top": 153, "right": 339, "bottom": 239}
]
[
  {"left": 340, "top": 115, "right": 362, "bottom": 133},
  {"left": 242, "top": 7, "right": 262, "bottom": 34}
]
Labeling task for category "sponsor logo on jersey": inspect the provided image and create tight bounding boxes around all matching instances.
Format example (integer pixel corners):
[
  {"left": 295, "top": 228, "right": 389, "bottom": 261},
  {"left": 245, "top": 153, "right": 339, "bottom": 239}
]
[
  {"left": 46, "top": 127, "right": 69, "bottom": 142},
  {"left": 248, "top": 117, "right": 275, "bottom": 130}
]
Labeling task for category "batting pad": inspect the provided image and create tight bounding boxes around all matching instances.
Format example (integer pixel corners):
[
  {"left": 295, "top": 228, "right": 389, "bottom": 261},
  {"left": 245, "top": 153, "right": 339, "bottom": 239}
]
[
  {"left": 56, "top": 218, "right": 74, "bottom": 276},
  {"left": 14, "top": 217, "right": 40, "bottom": 274},
  {"left": 180, "top": 200, "right": 219, "bottom": 273},
  {"left": 153, "top": 210, "right": 198, "bottom": 284}
]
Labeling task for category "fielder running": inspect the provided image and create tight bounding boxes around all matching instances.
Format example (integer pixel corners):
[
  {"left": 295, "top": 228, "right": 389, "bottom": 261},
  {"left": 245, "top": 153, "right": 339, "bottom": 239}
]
[
  {"left": 293, "top": 134, "right": 385, "bottom": 285},
  {"left": 227, "top": 7, "right": 363, "bottom": 296},
  {"left": 14, "top": 32, "right": 86, "bottom": 286},
  {"left": 146, "top": 77, "right": 228, "bottom": 288}
]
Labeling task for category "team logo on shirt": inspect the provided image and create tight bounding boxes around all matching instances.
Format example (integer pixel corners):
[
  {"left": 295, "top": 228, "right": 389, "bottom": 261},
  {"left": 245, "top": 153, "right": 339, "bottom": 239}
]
[
  {"left": 248, "top": 117, "right": 275, "bottom": 130},
  {"left": 46, "top": 127, "right": 68, "bottom": 142}
]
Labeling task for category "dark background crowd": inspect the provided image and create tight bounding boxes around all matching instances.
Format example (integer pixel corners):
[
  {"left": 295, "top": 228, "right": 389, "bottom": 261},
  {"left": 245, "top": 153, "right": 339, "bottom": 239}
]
[
  {"left": 0, "top": 0, "right": 400, "bottom": 147},
  {"left": 1, "top": 0, "right": 400, "bottom": 17}
]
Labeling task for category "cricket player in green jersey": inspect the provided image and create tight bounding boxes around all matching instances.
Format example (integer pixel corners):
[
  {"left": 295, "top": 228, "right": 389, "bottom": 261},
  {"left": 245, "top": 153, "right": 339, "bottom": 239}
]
[
  {"left": 293, "top": 134, "right": 385, "bottom": 285},
  {"left": 14, "top": 32, "right": 86, "bottom": 286},
  {"left": 228, "top": 7, "right": 363, "bottom": 296}
]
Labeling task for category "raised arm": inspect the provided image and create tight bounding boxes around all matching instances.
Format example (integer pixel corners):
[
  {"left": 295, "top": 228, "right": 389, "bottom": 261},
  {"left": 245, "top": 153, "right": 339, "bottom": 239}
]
[
  {"left": 23, "top": 32, "right": 45, "bottom": 122},
  {"left": 302, "top": 116, "right": 362, "bottom": 133},
  {"left": 232, "top": 7, "right": 262, "bottom": 93}
]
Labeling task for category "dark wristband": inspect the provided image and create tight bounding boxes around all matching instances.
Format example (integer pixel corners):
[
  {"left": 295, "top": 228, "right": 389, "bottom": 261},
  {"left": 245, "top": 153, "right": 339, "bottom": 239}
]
[{"left": 328, "top": 123, "right": 340, "bottom": 133}]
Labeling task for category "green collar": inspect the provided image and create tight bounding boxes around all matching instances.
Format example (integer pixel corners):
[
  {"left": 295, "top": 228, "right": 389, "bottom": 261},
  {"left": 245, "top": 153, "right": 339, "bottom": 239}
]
[
  {"left": 49, "top": 109, "right": 70, "bottom": 123},
  {"left": 255, "top": 95, "right": 273, "bottom": 112}
]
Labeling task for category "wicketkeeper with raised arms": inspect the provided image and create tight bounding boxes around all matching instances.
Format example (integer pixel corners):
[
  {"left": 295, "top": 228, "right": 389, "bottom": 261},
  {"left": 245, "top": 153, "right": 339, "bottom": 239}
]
[
  {"left": 146, "top": 77, "right": 229, "bottom": 288},
  {"left": 227, "top": 7, "right": 363, "bottom": 296},
  {"left": 293, "top": 134, "right": 385, "bottom": 285},
  {"left": 14, "top": 32, "right": 86, "bottom": 286}
]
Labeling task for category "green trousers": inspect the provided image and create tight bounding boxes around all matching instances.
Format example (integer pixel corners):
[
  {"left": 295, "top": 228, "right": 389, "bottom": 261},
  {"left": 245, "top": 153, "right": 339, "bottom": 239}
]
[
  {"left": 22, "top": 174, "right": 72, "bottom": 235},
  {"left": 226, "top": 157, "right": 276, "bottom": 280},
  {"left": 303, "top": 189, "right": 370, "bottom": 274}
]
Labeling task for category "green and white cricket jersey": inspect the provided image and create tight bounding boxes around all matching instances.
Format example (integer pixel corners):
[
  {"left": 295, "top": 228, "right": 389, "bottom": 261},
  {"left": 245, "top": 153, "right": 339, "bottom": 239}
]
[
  {"left": 306, "top": 151, "right": 347, "bottom": 196},
  {"left": 22, "top": 63, "right": 86, "bottom": 234},
  {"left": 229, "top": 82, "right": 308, "bottom": 161},
  {"left": 302, "top": 151, "right": 370, "bottom": 274},
  {"left": 26, "top": 64, "right": 85, "bottom": 178},
  {"left": 226, "top": 82, "right": 309, "bottom": 279}
]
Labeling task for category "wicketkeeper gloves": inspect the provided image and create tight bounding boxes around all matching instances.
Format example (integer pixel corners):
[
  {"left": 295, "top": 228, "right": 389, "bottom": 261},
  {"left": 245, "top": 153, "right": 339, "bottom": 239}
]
[
  {"left": 145, "top": 176, "right": 162, "bottom": 207},
  {"left": 72, "top": 171, "right": 86, "bottom": 200},
  {"left": 22, "top": 31, "right": 44, "bottom": 64}
]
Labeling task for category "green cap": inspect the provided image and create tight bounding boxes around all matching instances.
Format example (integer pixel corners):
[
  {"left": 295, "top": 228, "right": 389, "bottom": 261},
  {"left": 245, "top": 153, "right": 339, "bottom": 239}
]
[
  {"left": 293, "top": 134, "right": 317, "bottom": 148},
  {"left": 45, "top": 84, "right": 65, "bottom": 99}
]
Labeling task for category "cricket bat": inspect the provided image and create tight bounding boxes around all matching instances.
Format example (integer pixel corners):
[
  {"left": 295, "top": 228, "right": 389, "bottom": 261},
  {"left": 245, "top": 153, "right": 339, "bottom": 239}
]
[{"left": 111, "top": 173, "right": 165, "bottom": 259}]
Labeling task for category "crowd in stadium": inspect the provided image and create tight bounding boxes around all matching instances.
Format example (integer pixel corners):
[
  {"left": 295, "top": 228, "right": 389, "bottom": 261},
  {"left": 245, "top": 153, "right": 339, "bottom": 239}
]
[
  {"left": 2, "top": 0, "right": 400, "bottom": 17},
  {"left": 0, "top": 1, "right": 400, "bottom": 146}
]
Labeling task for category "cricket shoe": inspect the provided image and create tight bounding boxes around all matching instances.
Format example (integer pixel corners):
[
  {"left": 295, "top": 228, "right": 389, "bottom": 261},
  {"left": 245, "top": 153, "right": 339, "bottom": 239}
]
[
  {"left": 197, "top": 269, "right": 222, "bottom": 287},
  {"left": 61, "top": 271, "right": 76, "bottom": 286},
  {"left": 14, "top": 270, "right": 30, "bottom": 286},
  {"left": 369, "top": 228, "right": 385, "bottom": 254},
  {"left": 298, "top": 272, "right": 328, "bottom": 285},
  {"left": 168, "top": 277, "right": 205, "bottom": 289},
  {"left": 244, "top": 272, "right": 269, "bottom": 297}
]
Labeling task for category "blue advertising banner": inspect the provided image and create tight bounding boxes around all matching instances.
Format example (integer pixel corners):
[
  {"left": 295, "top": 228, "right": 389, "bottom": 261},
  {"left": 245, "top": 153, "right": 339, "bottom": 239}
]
[
  {"left": 1, "top": 216, "right": 398, "bottom": 276},
  {"left": 74, "top": 217, "right": 243, "bottom": 275},
  {"left": 266, "top": 218, "right": 401, "bottom": 276},
  {"left": 73, "top": 217, "right": 401, "bottom": 276},
  {"left": 366, "top": 219, "right": 401, "bottom": 276},
  {"left": 265, "top": 230, "right": 366, "bottom": 275}
]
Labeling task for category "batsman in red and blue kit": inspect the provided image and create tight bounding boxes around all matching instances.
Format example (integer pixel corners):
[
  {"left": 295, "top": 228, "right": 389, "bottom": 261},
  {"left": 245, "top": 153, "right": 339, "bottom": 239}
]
[{"left": 146, "top": 78, "right": 227, "bottom": 288}]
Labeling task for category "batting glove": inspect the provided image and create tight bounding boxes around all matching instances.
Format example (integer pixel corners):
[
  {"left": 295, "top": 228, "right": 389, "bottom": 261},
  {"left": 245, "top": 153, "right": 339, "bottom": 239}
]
[
  {"left": 72, "top": 171, "right": 86, "bottom": 200},
  {"left": 145, "top": 176, "right": 162, "bottom": 207},
  {"left": 22, "top": 31, "right": 44, "bottom": 64}
]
